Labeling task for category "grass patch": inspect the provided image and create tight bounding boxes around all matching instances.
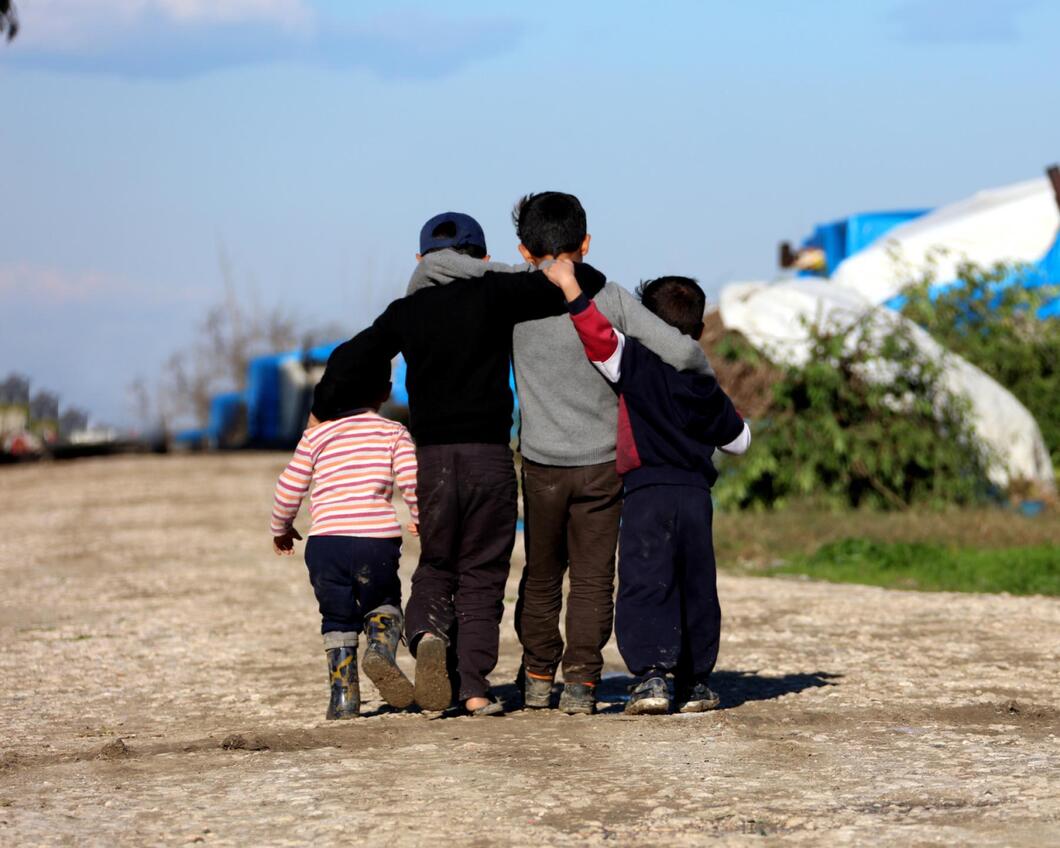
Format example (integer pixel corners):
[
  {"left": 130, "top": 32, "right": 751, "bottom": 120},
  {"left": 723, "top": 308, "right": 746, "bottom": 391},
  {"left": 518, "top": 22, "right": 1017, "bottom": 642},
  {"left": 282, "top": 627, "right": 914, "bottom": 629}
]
[
  {"left": 714, "top": 505, "right": 1060, "bottom": 569},
  {"left": 774, "top": 538, "right": 1060, "bottom": 596}
]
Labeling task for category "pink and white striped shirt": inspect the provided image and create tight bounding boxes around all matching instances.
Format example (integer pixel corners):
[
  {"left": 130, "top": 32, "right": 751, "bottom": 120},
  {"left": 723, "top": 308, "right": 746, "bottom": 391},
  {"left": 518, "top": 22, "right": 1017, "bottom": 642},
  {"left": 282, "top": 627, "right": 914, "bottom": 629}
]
[{"left": 270, "top": 411, "right": 418, "bottom": 539}]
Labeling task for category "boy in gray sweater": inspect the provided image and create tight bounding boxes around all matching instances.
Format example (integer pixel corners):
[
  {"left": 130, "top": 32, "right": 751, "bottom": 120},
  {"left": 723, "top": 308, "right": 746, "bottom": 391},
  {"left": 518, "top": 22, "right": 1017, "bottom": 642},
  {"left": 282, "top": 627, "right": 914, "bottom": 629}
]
[{"left": 510, "top": 192, "right": 713, "bottom": 714}]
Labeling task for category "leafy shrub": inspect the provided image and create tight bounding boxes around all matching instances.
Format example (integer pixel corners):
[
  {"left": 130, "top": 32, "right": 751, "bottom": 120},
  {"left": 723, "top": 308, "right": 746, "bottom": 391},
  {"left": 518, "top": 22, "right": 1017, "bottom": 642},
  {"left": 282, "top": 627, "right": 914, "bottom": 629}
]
[
  {"left": 714, "top": 309, "right": 992, "bottom": 511},
  {"left": 900, "top": 262, "right": 1060, "bottom": 467}
]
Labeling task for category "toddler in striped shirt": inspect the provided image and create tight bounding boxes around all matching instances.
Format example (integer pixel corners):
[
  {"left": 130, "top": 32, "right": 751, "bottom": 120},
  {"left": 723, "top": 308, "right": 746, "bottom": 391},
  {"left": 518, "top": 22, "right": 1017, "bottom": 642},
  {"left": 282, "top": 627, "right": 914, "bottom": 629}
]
[{"left": 271, "top": 361, "right": 418, "bottom": 720}]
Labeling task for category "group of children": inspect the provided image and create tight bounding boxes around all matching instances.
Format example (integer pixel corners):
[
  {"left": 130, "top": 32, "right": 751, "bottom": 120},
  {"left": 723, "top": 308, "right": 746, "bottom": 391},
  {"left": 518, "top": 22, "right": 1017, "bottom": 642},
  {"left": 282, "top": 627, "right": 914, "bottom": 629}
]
[{"left": 270, "top": 192, "right": 750, "bottom": 719}]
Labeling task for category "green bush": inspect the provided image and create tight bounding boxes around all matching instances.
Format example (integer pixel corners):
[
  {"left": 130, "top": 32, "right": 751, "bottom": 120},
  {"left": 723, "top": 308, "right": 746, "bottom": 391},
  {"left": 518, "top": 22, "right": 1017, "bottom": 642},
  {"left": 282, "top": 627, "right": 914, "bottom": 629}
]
[
  {"left": 714, "top": 309, "right": 993, "bottom": 511},
  {"left": 900, "top": 262, "right": 1060, "bottom": 467}
]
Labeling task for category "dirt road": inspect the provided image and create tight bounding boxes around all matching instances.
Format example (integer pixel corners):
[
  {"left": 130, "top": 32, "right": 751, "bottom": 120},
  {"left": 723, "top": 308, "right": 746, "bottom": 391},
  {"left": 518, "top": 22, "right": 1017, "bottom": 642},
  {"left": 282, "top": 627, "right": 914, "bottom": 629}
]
[{"left": 1, "top": 454, "right": 1057, "bottom": 846}]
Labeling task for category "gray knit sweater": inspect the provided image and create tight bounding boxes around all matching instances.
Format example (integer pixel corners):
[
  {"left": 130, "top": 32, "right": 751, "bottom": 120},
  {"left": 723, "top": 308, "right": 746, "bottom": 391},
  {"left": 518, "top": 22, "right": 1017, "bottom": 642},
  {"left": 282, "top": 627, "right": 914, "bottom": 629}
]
[
  {"left": 513, "top": 283, "right": 713, "bottom": 466},
  {"left": 406, "top": 250, "right": 714, "bottom": 466}
]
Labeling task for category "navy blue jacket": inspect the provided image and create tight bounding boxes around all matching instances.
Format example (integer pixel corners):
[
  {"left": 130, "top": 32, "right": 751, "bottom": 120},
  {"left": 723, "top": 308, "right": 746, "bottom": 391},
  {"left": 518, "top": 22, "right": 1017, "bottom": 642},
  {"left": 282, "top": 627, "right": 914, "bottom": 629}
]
[{"left": 567, "top": 293, "right": 747, "bottom": 492}]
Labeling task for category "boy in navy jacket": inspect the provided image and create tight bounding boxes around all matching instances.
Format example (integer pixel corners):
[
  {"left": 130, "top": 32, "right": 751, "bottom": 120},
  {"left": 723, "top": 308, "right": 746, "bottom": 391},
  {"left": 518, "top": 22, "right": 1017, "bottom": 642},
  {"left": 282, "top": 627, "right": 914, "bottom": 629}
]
[{"left": 542, "top": 260, "right": 750, "bottom": 714}]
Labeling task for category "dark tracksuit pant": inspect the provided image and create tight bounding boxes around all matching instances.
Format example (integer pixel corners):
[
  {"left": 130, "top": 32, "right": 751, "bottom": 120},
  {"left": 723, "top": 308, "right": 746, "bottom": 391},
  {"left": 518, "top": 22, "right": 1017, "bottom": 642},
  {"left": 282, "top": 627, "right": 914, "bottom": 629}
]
[
  {"left": 616, "top": 485, "right": 720, "bottom": 685},
  {"left": 304, "top": 536, "right": 403, "bottom": 634},
  {"left": 404, "top": 443, "right": 518, "bottom": 701},
  {"left": 515, "top": 459, "right": 624, "bottom": 684}
]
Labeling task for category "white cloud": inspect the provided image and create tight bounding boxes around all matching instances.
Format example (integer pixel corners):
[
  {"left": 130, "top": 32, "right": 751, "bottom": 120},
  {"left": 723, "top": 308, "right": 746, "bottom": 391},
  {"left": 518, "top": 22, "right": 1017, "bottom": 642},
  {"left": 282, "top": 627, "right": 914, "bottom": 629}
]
[
  {"left": 889, "top": 0, "right": 1038, "bottom": 44},
  {"left": 0, "top": 262, "right": 123, "bottom": 303},
  {"left": 156, "top": 0, "right": 309, "bottom": 25},
  {"left": 5, "top": 4, "right": 525, "bottom": 80},
  {"left": 17, "top": 0, "right": 312, "bottom": 49},
  {"left": 0, "top": 262, "right": 204, "bottom": 305}
]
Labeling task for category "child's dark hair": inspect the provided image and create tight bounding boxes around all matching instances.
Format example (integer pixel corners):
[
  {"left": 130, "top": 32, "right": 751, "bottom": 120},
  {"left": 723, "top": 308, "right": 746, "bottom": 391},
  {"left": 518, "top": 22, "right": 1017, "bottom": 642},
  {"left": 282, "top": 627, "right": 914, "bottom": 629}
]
[
  {"left": 512, "top": 192, "right": 586, "bottom": 258},
  {"left": 316, "top": 354, "right": 391, "bottom": 420},
  {"left": 636, "top": 276, "right": 707, "bottom": 338},
  {"left": 421, "top": 219, "right": 487, "bottom": 260}
]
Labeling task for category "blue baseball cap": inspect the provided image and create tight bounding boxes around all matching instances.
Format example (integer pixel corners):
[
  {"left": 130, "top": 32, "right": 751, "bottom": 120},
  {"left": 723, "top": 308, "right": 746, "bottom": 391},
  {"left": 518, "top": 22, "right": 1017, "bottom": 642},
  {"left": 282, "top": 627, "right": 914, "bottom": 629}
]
[{"left": 419, "top": 211, "right": 487, "bottom": 255}]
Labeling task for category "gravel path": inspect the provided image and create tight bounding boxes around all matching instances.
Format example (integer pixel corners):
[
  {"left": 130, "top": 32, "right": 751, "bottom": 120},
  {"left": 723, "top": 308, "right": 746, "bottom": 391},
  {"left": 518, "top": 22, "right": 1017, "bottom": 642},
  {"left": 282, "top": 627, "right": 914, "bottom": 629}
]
[{"left": 1, "top": 454, "right": 1057, "bottom": 846}]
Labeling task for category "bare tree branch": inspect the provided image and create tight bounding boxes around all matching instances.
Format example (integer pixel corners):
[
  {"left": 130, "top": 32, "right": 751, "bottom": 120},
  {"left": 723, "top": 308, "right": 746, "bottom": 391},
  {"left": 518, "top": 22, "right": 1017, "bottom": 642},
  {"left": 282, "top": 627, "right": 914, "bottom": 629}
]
[{"left": 1, "top": 1, "right": 19, "bottom": 43}]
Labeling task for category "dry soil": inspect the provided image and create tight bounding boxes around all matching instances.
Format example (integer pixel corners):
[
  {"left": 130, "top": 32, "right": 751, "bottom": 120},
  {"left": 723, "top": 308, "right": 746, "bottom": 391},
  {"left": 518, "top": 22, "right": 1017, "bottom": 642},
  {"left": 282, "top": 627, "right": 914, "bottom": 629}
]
[{"left": 1, "top": 453, "right": 1057, "bottom": 846}]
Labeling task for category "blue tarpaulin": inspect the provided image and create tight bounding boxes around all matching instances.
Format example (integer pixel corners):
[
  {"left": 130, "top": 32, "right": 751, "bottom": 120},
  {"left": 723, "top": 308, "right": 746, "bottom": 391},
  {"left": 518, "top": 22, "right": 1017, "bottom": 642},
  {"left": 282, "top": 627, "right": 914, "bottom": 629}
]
[{"left": 800, "top": 210, "right": 930, "bottom": 276}]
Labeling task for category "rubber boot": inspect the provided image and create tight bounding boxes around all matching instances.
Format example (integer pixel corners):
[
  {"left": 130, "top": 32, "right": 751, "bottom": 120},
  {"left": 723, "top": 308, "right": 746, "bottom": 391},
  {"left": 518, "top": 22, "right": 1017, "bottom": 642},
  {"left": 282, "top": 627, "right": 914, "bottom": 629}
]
[
  {"left": 362, "top": 606, "right": 414, "bottom": 709},
  {"left": 324, "top": 635, "right": 360, "bottom": 720}
]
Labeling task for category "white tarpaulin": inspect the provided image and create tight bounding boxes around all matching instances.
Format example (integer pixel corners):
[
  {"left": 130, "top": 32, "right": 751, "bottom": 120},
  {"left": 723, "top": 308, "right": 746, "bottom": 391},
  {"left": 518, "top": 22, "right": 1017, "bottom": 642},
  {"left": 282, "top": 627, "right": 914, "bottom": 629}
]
[
  {"left": 831, "top": 178, "right": 1060, "bottom": 304},
  {"left": 718, "top": 278, "right": 1055, "bottom": 490}
]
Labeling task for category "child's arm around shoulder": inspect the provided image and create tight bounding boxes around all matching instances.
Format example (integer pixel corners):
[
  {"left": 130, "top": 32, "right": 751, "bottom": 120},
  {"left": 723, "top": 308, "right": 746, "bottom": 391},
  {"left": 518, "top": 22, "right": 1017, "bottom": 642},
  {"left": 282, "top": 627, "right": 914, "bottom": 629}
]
[
  {"left": 391, "top": 424, "right": 420, "bottom": 536},
  {"left": 542, "top": 259, "right": 626, "bottom": 383},
  {"left": 270, "top": 427, "right": 317, "bottom": 555},
  {"left": 498, "top": 261, "right": 608, "bottom": 325}
]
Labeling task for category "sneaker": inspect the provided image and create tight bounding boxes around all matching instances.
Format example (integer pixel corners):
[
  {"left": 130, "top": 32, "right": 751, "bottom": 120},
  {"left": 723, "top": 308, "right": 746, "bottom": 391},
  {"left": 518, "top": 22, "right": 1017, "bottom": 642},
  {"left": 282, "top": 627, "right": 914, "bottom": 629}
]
[
  {"left": 625, "top": 676, "right": 670, "bottom": 715},
  {"left": 676, "top": 682, "right": 720, "bottom": 713},
  {"left": 523, "top": 673, "right": 554, "bottom": 710},
  {"left": 413, "top": 633, "right": 453, "bottom": 712},
  {"left": 558, "top": 682, "right": 596, "bottom": 715}
]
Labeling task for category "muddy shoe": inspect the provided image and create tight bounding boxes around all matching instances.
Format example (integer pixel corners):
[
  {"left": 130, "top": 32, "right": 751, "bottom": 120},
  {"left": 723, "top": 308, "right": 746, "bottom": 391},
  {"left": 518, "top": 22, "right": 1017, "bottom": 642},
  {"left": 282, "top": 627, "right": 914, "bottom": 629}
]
[
  {"left": 676, "top": 682, "right": 720, "bottom": 713},
  {"left": 523, "top": 673, "right": 554, "bottom": 710},
  {"left": 558, "top": 682, "right": 596, "bottom": 715},
  {"left": 325, "top": 645, "right": 360, "bottom": 720},
  {"left": 413, "top": 633, "right": 453, "bottom": 712},
  {"left": 626, "top": 676, "right": 670, "bottom": 716},
  {"left": 362, "top": 608, "right": 414, "bottom": 709}
]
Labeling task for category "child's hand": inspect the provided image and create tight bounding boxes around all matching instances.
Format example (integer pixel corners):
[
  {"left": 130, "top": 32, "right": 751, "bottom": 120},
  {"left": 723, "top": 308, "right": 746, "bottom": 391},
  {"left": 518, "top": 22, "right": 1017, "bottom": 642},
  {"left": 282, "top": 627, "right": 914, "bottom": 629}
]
[
  {"left": 542, "top": 258, "right": 581, "bottom": 301},
  {"left": 406, "top": 522, "right": 420, "bottom": 536},
  {"left": 273, "top": 528, "right": 303, "bottom": 556}
]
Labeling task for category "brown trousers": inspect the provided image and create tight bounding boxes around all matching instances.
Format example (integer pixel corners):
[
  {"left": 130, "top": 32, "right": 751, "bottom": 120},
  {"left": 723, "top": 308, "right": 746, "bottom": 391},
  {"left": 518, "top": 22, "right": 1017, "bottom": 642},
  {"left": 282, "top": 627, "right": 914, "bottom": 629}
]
[{"left": 514, "top": 458, "right": 623, "bottom": 684}]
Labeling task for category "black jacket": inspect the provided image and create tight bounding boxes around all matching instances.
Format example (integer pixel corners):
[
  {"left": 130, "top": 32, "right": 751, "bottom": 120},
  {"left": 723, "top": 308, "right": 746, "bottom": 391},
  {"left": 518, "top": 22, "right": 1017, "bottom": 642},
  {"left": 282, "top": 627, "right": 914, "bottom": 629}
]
[{"left": 312, "top": 263, "right": 607, "bottom": 446}]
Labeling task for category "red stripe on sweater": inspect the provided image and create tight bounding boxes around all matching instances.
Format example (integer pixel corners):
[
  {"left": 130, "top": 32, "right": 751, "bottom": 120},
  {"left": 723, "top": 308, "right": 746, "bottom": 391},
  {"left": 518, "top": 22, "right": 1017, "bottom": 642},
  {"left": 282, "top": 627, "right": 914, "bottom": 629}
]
[
  {"left": 570, "top": 301, "right": 619, "bottom": 362},
  {"left": 615, "top": 395, "right": 642, "bottom": 476}
]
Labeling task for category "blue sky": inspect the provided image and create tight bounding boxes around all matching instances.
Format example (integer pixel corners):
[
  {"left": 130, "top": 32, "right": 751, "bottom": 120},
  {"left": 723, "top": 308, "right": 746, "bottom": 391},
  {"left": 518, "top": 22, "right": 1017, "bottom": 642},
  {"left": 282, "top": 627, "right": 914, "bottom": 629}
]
[{"left": 2, "top": 0, "right": 1060, "bottom": 425}]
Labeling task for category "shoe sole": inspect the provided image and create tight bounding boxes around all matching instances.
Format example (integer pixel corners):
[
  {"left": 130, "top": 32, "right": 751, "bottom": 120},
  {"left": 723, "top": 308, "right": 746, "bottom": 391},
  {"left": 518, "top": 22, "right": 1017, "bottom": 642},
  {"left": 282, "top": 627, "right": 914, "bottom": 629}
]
[
  {"left": 678, "top": 698, "right": 720, "bottom": 713},
  {"left": 414, "top": 637, "right": 453, "bottom": 711},
  {"left": 625, "top": 697, "right": 670, "bottom": 715},
  {"left": 558, "top": 701, "right": 595, "bottom": 716},
  {"left": 362, "top": 648, "right": 414, "bottom": 709},
  {"left": 469, "top": 701, "right": 505, "bottom": 717}
]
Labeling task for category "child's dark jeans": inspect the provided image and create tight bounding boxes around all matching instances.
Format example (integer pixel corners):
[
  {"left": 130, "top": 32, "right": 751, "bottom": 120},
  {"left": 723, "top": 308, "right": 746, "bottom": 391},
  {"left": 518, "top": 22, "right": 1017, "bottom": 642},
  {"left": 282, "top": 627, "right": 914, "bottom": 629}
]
[
  {"left": 403, "top": 443, "right": 518, "bottom": 701},
  {"left": 616, "top": 485, "right": 720, "bottom": 684},
  {"left": 304, "top": 536, "right": 402, "bottom": 634}
]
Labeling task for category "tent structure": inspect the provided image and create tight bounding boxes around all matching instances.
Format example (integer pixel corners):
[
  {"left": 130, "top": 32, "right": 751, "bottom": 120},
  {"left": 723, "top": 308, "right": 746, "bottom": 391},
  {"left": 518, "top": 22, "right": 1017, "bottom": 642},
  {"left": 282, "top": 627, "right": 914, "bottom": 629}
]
[
  {"left": 718, "top": 167, "right": 1060, "bottom": 491},
  {"left": 786, "top": 209, "right": 930, "bottom": 276},
  {"left": 789, "top": 170, "right": 1060, "bottom": 315}
]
